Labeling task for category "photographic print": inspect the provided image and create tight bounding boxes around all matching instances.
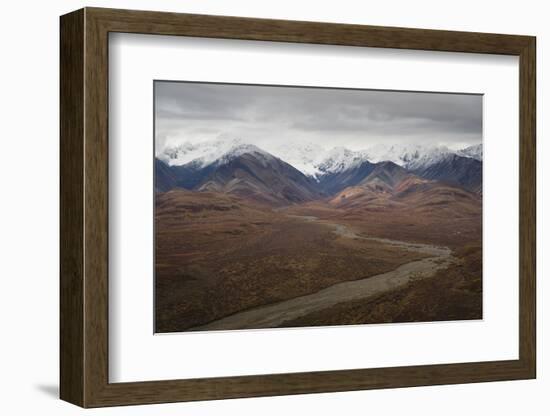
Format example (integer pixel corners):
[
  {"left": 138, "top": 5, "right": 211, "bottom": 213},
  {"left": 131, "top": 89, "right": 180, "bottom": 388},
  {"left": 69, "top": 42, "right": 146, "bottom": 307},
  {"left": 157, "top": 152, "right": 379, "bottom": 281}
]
[{"left": 154, "top": 81, "right": 482, "bottom": 333}]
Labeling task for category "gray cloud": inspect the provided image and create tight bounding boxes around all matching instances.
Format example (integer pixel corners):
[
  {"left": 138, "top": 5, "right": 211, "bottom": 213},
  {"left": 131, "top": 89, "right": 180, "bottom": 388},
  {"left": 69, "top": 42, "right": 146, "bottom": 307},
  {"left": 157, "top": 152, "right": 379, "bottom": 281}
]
[{"left": 154, "top": 81, "right": 482, "bottom": 152}]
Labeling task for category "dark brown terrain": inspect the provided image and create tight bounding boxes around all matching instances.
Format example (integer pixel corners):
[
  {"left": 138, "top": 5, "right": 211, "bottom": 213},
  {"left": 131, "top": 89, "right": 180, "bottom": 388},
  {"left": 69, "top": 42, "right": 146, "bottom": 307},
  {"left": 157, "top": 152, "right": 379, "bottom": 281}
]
[
  {"left": 155, "top": 152, "right": 482, "bottom": 332},
  {"left": 155, "top": 190, "right": 433, "bottom": 331}
]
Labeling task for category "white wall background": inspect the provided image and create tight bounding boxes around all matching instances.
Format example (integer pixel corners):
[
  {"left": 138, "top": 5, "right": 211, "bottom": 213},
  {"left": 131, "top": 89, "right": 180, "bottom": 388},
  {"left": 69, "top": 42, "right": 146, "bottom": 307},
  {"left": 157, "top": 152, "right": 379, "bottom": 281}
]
[{"left": 0, "top": 0, "right": 545, "bottom": 414}]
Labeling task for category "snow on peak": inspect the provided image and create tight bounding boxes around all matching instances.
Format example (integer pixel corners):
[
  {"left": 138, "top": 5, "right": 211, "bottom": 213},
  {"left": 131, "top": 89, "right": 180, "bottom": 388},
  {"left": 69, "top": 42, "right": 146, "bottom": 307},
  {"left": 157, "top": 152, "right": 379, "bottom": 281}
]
[
  {"left": 457, "top": 143, "right": 482, "bottom": 161},
  {"left": 159, "top": 135, "right": 482, "bottom": 177},
  {"left": 316, "top": 147, "right": 369, "bottom": 174},
  {"left": 270, "top": 141, "right": 327, "bottom": 177},
  {"left": 364, "top": 143, "right": 455, "bottom": 170},
  {"left": 217, "top": 142, "right": 272, "bottom": 165},
  {"left": 158, "top": 137, "right": 269, "bottom": 168}
]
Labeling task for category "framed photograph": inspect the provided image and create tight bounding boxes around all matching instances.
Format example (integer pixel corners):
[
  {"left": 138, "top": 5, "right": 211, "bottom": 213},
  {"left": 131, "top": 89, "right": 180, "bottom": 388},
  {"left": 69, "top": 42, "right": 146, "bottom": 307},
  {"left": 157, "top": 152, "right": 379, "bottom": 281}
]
[{"left": 60, "top": 7, "right": 536, "bottom": 407}]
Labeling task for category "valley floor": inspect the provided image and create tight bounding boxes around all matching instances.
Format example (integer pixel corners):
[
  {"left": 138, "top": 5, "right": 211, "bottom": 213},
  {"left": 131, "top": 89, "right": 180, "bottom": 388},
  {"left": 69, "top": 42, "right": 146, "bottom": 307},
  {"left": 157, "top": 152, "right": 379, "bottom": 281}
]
[{"left": 154, "top": 190, "right": 482, "bottom": 333}]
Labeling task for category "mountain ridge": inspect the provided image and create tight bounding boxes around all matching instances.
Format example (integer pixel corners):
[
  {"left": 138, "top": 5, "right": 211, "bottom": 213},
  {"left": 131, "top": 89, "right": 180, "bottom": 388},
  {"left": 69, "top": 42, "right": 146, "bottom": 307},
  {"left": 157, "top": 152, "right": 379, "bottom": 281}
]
[
  {"left": 158, "top": 138, "right": 482, "bottom": 179},
  {"left": 156, "top": 139, "right": 482, "bottom": 205}
]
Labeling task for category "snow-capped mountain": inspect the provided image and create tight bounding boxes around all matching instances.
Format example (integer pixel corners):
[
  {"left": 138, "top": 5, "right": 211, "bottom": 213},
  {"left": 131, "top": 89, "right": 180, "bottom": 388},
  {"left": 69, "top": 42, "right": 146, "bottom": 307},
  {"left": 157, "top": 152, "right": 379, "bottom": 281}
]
[
  {"left": 269, "top": 141, "right": 327, "bottom": 177},
  {"left": 363, "top": 143, "right": 455, "bottom": 171},
  {"left": 158, "top": 137, "right": 272, "bottom": 169},
  {"left": 316, "top": 147, "right": 369, "bottom": 175},
  {"left": 156, "top": 138, "right": 320, "bottom": 205},
  {"left": 158, "top": 137, "right": 482, "bottom": 184},
  {"left": 413, "top": 153, "right": 482, "bottom": 193},
  {"left": 457, "top": 143, "right": 482, "bottom": 161}
]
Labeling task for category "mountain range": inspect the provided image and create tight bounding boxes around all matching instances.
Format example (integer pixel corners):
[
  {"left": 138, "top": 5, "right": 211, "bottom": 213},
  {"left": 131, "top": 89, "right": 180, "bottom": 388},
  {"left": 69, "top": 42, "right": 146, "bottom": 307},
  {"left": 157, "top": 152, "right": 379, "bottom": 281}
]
[{"left": 155, "top": 138, "right": 482, "bottom": 206}]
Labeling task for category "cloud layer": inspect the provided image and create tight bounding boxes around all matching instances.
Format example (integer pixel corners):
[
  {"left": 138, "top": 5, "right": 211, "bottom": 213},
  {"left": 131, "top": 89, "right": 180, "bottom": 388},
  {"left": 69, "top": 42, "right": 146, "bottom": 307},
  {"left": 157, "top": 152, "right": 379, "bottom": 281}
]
[{"left": 155, "top": 81, "right": 482, "bottom": 153}]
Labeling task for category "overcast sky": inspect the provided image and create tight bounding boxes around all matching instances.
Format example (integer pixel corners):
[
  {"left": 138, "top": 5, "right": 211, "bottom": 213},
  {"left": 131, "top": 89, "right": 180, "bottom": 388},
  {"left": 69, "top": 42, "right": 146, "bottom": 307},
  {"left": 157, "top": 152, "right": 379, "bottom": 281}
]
[{"left": 155, "top": 81, "right": 482, "bottom": 152}]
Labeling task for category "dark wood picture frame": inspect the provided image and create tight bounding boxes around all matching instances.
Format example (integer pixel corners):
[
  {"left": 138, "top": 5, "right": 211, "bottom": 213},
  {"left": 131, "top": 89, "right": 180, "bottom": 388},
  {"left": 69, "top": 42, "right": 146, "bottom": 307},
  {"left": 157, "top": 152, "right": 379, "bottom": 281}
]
[{"left": 60, "top": 7, "right": 536, "bottom": 408}]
